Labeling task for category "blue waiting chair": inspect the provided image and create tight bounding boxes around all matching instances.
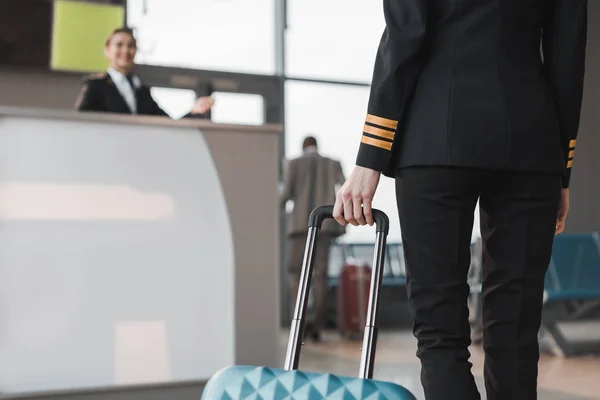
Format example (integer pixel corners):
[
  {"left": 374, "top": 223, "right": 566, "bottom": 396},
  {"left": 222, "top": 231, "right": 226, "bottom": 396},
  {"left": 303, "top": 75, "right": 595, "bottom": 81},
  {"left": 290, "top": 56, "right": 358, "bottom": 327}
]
[
  {"left": 468, "top": 233, "right": 600, "bottom": 357},
  {"left": 540, "top": 233, "right": 600, "bottom": 357}
]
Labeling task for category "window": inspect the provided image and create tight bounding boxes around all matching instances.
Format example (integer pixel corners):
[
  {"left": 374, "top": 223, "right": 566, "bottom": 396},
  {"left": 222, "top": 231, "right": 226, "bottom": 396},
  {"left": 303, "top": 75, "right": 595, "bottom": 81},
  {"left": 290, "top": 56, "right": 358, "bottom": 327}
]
[
  {"left": 285, "top": 81, "right": 483, "bottom": 243},
  {"left": 284, "top": 80, "right": 401, "bottom": 242},
  {"left": 285, "top": 0, "right": 385, "bottom": 82},
  {"left": 127, "top": 0, "right": 275, "bottom": 75},
  {"left": 210, "top": 92, "right": 264, "bottom": 126}
]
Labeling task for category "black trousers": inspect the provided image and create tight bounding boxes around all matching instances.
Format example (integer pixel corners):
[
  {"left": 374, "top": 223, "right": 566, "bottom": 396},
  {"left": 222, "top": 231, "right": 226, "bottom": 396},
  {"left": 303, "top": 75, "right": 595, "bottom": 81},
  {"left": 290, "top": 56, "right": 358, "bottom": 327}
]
[{"left": 395, "top": 167, "right": 561, "bottom": 400}]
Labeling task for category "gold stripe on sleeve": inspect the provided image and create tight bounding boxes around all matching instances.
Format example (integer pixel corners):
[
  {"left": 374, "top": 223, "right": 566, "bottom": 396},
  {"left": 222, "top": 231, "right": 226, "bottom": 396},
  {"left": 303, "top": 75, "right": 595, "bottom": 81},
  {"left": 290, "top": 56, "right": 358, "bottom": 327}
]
[
  {"left": 366, "top": 114, "right": 398, "bottom": 130},
  {"left": 363, "top": 124, "right": 395, "bottom": 140},
  {"left": 361, "top": 135, "right": 392, "bottom": 150}
]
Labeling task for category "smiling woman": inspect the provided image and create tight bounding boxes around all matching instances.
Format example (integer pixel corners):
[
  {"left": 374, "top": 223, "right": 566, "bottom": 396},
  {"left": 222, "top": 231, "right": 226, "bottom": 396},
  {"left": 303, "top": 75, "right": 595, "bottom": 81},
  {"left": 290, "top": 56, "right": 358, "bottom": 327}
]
[
  {"left": 104, "top": 28, "right": 137, "bottom": 74},
  {"left": 75, "top": 27, "right": 214, "bottom": 119}
]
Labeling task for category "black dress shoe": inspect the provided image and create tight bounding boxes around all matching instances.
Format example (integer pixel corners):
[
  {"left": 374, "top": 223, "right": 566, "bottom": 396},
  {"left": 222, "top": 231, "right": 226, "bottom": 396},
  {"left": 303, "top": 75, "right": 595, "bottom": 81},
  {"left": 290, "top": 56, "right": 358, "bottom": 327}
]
[
  {"left": 471, "top": 326, "right": 484, "bottom": 345},
  {"left": 303, "top": 322, "right": 322, "bottom": 343},
  {"left": 309, "top": 329, "right": 322, "bottom": 343}
]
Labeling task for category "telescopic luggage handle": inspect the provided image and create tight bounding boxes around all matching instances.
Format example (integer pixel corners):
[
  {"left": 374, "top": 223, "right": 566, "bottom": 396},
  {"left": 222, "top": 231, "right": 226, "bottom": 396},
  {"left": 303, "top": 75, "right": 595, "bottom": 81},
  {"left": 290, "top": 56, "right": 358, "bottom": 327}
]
[
  {"left": 283, "top": 205, "right": 390, "bottom": 380},
  {"left": 307, "top": 205, "right": 390, "bottom": 234}
]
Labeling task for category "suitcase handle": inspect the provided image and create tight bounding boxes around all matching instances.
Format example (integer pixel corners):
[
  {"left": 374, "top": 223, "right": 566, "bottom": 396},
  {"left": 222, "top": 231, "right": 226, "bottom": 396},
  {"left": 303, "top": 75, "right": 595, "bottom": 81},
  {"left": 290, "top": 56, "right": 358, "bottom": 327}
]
[
  {"left": 308, "top": 204, "right": 389, "bottom": 235},
  {"left": 284, "top": 205, "right": 389, "bottom": 380}
]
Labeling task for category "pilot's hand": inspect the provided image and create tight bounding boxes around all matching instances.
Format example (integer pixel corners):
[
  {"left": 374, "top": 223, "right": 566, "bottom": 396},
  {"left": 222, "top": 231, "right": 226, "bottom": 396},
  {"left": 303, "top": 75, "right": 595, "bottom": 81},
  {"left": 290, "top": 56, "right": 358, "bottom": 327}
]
[
  {"left": 555, "top": 188, "right": 569, "bottom": 235},
  {"left": 333, "top": 166, "right": 381, "bottom": 226}
]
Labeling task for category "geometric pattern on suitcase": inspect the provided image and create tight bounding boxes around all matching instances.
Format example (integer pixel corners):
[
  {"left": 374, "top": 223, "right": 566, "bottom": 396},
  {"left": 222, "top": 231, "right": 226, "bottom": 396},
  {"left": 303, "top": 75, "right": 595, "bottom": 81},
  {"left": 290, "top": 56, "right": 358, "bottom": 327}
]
[{"left": 201, "top": 366, "right": 417, "bottom": 400}]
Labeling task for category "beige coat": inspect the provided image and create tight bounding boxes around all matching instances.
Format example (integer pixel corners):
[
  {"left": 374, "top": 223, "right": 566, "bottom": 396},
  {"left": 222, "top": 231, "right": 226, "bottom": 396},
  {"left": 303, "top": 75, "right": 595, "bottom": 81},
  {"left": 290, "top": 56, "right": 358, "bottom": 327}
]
[{"left": 280, "top": 150, "right": 346, "bottom": 237}]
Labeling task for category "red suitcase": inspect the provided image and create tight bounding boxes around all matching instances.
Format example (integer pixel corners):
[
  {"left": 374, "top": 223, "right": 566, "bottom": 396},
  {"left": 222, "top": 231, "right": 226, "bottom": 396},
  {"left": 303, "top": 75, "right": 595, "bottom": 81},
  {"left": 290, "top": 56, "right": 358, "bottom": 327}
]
[{"left": 337, "top": 261, "right": 372, "bottom": 339}]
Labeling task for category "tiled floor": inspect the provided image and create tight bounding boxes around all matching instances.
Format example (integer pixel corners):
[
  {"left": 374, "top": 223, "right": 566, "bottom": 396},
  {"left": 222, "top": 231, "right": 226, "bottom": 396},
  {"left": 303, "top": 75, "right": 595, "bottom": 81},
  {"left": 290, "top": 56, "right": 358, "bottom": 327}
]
[{"left": 285, "top": 329, "right": 600, "bottom": 400}]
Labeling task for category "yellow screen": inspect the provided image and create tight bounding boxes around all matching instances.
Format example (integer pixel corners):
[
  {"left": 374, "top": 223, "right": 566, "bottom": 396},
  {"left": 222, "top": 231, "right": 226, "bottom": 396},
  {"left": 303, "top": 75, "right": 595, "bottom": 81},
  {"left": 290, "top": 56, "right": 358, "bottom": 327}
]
[{"left": 51, "top": 0, "right": 124, "bottom": 72}]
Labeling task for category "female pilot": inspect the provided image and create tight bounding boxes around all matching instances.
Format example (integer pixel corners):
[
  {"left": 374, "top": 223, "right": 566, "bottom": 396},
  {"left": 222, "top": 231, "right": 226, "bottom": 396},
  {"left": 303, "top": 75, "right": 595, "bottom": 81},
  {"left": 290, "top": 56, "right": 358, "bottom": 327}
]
[
  {"left": 333, "top": 0, "right": 587, "bottom": 399},
  {"left": 76, "top": 27, "right": 213, "bottom": 118}
]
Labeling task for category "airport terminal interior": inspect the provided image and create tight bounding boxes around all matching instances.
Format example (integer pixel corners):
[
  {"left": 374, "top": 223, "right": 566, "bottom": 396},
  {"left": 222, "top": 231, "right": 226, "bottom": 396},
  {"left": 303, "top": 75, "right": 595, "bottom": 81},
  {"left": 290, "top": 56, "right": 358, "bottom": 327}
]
[{"left": 1, "top": 0, "right": 600, "bottom": 399}]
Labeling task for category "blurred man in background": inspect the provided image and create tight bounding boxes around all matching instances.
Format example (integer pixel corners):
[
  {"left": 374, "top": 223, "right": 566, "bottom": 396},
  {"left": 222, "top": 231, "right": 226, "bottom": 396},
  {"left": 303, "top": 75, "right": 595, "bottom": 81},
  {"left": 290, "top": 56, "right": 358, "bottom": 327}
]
[{"left": 280, "top": 136, "right": 346, "bottom": 342}]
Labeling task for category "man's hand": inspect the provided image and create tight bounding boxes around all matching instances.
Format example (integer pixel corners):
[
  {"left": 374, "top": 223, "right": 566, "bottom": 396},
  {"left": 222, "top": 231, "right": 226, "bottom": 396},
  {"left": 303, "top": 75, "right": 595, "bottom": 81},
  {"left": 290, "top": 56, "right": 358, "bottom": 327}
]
[
  {"left": 191, "top": 96, "right": 214, "bottom": 115},
  {"left": 333, "top": 166, "right": 381, "bottom": 227},
  {"left": 555, "top": 188, "right": 569, "bottom": 235}
]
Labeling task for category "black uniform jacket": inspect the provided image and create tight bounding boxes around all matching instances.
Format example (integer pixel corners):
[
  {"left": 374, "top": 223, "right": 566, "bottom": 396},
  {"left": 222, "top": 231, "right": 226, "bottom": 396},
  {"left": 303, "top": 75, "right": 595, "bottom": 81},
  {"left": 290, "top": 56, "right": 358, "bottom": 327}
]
[
  {"left": 356, "top": 0, "right": 587, "bottom": 188},
  {"left": 75, "top": 73, "right": 204, "bottom": 119}
]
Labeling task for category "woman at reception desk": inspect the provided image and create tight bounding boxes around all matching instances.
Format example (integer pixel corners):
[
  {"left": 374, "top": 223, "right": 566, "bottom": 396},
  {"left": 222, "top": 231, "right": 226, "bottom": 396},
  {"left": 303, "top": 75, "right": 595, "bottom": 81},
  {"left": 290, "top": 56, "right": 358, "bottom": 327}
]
[{"left": 75, "top": 27, "right": 213, "bottom": 118}]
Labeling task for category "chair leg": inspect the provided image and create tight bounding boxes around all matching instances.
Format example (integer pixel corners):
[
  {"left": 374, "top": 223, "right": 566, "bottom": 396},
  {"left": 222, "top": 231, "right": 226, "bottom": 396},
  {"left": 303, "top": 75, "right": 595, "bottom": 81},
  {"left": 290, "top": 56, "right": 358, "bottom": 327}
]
[
  {"left": 570, "top": 300, "right": 600, "bottom": 320},
  {"left": 540, "top": 318, "right": 574, "bottom": 358}
]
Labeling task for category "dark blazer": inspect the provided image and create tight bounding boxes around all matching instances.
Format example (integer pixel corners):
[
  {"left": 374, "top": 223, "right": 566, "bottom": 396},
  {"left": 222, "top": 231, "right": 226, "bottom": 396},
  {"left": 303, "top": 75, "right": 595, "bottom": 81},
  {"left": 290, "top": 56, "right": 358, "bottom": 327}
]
[
  {"left": 356, "top": 0, "right": 588, "bottom": 188},
  {"left": 75, "top": 73, "right": 204, "bottom": 119}
]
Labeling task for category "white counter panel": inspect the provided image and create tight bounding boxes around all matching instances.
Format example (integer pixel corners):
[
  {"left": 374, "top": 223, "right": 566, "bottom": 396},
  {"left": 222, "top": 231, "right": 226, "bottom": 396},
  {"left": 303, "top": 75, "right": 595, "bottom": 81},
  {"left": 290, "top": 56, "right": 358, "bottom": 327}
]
[{"left": 0, "top": 116, "right": 235, "bottom": 393}]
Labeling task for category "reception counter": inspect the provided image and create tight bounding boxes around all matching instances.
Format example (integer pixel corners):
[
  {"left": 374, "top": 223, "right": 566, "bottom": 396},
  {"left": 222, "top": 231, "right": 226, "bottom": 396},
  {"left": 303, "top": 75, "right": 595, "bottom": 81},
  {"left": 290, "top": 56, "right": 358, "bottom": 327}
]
[{"left": 0, "top": 107, "right": 282, "bottom": 395}]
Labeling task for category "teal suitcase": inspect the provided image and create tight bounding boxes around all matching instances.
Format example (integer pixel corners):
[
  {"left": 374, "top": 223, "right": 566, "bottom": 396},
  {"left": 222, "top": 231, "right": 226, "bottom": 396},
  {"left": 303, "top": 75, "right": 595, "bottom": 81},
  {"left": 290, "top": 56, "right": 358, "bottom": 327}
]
[{"left": 201, "top": 206, "right": 417, "bottom": 400}]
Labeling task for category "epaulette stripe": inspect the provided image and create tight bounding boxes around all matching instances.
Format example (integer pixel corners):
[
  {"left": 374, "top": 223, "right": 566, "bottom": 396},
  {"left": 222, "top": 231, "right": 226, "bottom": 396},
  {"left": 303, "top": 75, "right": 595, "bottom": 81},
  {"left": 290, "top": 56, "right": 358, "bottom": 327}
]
[{"left": 567, "top": 140, "right": 576, "bottom": 168}]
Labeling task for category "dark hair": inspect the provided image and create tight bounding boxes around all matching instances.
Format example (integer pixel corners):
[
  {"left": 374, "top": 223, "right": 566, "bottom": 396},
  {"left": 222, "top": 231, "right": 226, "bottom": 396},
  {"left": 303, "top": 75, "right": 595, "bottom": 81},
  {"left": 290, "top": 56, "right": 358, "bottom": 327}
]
[
  {"left": 105, "top": 27, "right": 136, "bottom": 47},
  {"left": 302, "top": 136, "right": 318, "bottom": 150}
]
